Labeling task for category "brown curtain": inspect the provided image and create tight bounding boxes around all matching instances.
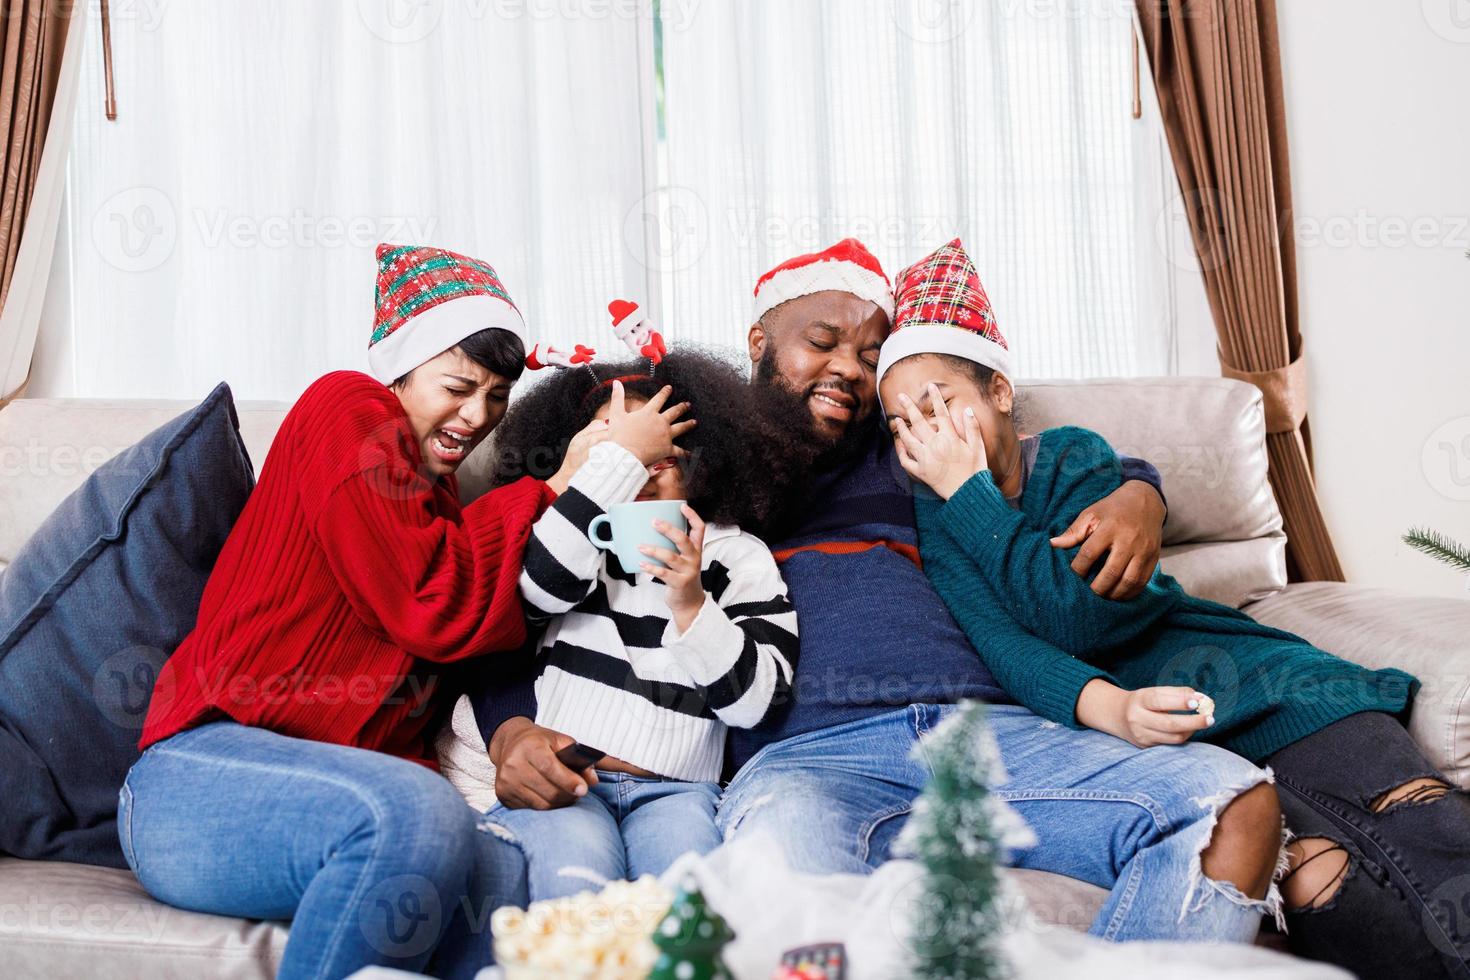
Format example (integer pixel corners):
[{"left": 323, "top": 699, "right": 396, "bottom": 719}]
[
  {"left": 1136, "top": 0, "right": 1344, "bottom": 582},
  {"left": 0, "top": 0, "right": 76, "bottom": 408}
]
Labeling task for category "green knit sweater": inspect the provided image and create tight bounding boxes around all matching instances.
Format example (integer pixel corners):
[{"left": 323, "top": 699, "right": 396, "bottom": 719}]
[{"left": 914, "top": 425, "right": 1418, "bottom": 763}]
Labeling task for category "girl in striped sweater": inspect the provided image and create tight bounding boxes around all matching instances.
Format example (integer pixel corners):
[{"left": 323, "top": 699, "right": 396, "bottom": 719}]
[{"left": 443, "top": 349, "right": 800, "bottom": 900}]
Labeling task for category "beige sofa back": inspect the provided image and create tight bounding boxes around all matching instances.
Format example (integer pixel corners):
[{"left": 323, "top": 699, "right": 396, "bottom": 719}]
[
  {"left": 0, "top": 376, "right": 1286, "bottom": 606},
  {"left": 0, "top": 398, "right": 290, "bottom": 575},
  {"left": 1017, "top": 378, "right": 1287, "bottom": 606}
]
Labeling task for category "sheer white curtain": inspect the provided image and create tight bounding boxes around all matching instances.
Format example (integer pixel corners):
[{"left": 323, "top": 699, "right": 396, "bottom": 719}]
[
  {"left": 659, "top": 0, "right": 1215, "bottom": 378},
  {"left": 33, "top": 0, "right": 658, "bottom": 401}
]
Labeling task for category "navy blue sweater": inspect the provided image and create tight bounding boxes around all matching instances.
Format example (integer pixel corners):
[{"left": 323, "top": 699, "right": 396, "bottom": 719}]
[{"left": 470, "top": 428, "right": 1164, "bottom": 775}]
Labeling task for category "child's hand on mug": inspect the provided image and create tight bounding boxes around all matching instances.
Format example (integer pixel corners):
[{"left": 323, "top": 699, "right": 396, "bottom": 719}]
[
  {"left": 639, "top": 503, "right": 707, "bottom": 632},
  {"left": 607, "top": 381, "right": 697, "bottom": 466},
  {"left": 890, "top": 383, "right": 988, "bottom": 499}
]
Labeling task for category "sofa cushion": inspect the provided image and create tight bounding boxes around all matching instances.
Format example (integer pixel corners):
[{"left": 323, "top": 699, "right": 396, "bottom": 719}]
[
  {"left": 1245, "top": 582, "right": 1470, "bottom": 789},
  {"left": 1157, "top": 539, "right": 1289, "bottom": 610},
  {"left": 1016, "top": 378, "right": 1288, "bottom": 607},
  {"left": 0, "top": 857, "right": 286, "bottom": 979},
  {"left": 1008, "top": 868, "right": 1106, "bottom": 931},
  {"left": 0, "top": 383, "right": 255, "bottom": 866},
  {"left": 0, "top": 398, "right": 287, "bottom": 567}
]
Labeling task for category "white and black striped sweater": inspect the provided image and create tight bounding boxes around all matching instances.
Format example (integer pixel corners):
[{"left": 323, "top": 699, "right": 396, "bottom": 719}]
[{"left": 516, "top": 442, "right": 798, "bottom": 782}]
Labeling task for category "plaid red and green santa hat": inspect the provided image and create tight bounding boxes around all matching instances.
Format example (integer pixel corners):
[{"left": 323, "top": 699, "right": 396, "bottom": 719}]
[
  {"left": 752, "top": 237, "right": 895, "bottom": 322},
  {"left": 367, "top": 243, "right": 527, "bottom": 383},
  {"left": 876, "top": 237, "right": 1012, "bottom": 385}
]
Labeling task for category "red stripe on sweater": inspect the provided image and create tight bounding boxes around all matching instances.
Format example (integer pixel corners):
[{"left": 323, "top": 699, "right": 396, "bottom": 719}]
[{"left": 772, "top": 538, "right": 923, "bottom": 570}]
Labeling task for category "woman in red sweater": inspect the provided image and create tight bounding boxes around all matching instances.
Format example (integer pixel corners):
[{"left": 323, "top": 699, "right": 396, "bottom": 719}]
[{"left": 117, "top": 245, "right": 688, "bottom": 980}]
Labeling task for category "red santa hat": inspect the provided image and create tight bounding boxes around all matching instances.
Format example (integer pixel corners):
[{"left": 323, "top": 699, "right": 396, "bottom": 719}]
[
  {"left": 876, "top": 238, "right": 1012, "bottom": 385},
  {"left": 752, "top": 238, "right": 895, "bottom": 322}
]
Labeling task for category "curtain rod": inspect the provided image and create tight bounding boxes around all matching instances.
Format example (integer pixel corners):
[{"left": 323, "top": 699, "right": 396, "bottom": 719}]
[{"left": 101, "top": 0, "right": 117, "bottom": 120}]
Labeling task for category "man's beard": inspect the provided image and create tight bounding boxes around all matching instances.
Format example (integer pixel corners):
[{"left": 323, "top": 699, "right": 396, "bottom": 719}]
[{"left": 751, "top": 352, "right": 876, "bottom": 473}]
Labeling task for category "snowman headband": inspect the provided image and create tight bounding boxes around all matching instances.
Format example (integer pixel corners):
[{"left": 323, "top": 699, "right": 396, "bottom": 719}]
[{"left": 523, "top": 299, "right": 669, "bottom": 388}]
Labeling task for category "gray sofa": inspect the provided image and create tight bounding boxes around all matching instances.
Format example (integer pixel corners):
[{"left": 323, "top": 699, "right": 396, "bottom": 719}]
[{"left": 2, "top": 376, "right": 1467, "bottom": 977}]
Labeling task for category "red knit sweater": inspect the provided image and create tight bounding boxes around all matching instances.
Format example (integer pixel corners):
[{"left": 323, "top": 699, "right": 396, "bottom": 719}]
[{"left": 140, "top": 371, "right": 555, "bottom": 765}]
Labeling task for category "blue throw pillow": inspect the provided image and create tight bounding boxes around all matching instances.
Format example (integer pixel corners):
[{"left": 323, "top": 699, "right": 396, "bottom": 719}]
[{"left": 0, "top": 382, "right": 254, "bottom": 867}]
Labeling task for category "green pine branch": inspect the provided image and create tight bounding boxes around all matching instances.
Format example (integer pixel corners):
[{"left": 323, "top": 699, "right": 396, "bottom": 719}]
[{"left": 1403, "top": 527, "right": 1470, "bottom": 572}]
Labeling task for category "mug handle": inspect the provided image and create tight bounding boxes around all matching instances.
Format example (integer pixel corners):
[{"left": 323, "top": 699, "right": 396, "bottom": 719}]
[{"left": 588, "top": 515, "right": 615, "bottom": 551}]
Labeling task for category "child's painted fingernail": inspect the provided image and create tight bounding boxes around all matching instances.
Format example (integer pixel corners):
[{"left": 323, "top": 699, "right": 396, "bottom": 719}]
[
  {"left": 965, "top": 407, "right": 976, "bottom": 418},
  {"left": 574, "top": 783, "right": 587, "bottom": 797},
  {"left": 1206, "top": 715, "right": 1216, "bottom": 726},
  {"left": 1187, "top": 698, "right": 1199, "bottom": 709}
]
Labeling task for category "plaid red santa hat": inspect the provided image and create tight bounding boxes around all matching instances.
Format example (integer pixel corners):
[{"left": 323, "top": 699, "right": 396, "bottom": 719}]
[
  {"left": 368, "top": 243, "right": 527, "bottom": 383},
  {"left": 752, "top": 238, "right": 895, "bottom": 322},
  {"left": 876, "top": 238, "right": 1012, "bottom": 386}
]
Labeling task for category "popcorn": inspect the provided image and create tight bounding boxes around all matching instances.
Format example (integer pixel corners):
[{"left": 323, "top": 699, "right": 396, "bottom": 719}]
[
  {"left": 492, "top": 875, "right": 672, "bottom": 980},
  {"left": 1194, "top": 693, "right": 1216, "bottom": 721}
]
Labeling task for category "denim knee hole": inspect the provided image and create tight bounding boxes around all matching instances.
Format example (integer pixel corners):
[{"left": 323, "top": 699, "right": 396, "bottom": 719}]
[
  {"left": 1181, "top": 767, "right": 1287, "bottom": 930},
  {"left": 1281, "top": 837, "right": 1353, "bottom": 914},
  {"left": 1367, "top": 776, "right": 1455, "bottom": 814}
]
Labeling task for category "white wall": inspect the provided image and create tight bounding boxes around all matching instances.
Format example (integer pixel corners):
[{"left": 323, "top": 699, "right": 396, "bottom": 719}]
[{"left": 1277, "top": 1, "right": 1470, "bottom": 599}]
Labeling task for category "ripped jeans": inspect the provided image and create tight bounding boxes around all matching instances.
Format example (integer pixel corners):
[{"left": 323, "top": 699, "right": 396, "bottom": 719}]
[
  {"left": 718, "top": 703, "right": 1282, "bottom": 943},
  {"left": 487, "top": 772, "right": 722, "bottom": 901},
  {"left": 1267, "top": 711, "right": 1470, "bottom": 979}
]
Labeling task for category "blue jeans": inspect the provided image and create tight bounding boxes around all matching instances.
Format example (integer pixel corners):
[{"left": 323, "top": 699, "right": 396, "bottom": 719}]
[
  {"left": 118, "top": 721, "right": 527, "bottom": 980},
  {"left": 718, "top": 703, "right": 1282, "bottom": 944},
  {"left": 488, "top": 772, "right": 721, "bottom": 901}
]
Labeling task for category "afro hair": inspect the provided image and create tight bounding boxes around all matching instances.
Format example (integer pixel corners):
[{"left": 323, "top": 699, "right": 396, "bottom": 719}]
[{"left": 487, "top": 346, "right": 815, "bottom": 532}]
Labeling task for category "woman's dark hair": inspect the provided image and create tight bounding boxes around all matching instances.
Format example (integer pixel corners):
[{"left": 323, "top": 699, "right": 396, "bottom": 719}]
[
  {"left": 391, "top": 327, "right": 526, "bottom": 388},
  {"left": 489, "top": 346, "right": 812, "bottom": 530},
  {"left": 929, "top": 353, "right": 995, "bottom": 392}
]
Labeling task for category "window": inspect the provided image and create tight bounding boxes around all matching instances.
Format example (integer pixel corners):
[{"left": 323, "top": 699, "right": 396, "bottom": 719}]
[{"left": 34, "top": 0, "right": 1210, "bottom": 400}]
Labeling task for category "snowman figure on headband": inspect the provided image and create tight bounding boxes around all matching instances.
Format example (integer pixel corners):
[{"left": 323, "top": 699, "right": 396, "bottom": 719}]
[
  {"left": 523, "top": 298, "right": 669, "bottom": 378},
  {"left": 607, "top": 299, "right": 667, "bottom": 366}
]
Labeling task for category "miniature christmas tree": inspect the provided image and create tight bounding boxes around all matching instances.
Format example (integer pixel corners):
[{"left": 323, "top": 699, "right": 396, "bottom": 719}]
[
  {"left": 898, "top": 701, "right": 1011, "bottom": 980},
  {"left": 647, "top": 876, "right": 734, "bottom": 980}
]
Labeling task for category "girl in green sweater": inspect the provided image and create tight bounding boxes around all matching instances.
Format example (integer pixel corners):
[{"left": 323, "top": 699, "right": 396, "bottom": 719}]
[{"left": 875, "top": 240, "right": 1467, "bottom": 979}]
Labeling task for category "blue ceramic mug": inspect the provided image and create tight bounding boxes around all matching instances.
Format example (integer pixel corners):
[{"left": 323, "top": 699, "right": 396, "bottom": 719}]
[{"left": 588, "top": 499, "right": 689, "bottom": 570}]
